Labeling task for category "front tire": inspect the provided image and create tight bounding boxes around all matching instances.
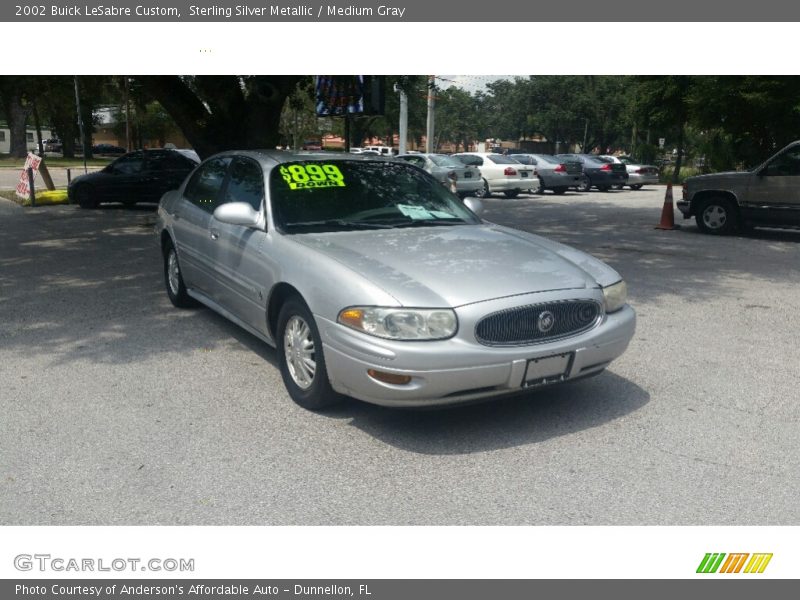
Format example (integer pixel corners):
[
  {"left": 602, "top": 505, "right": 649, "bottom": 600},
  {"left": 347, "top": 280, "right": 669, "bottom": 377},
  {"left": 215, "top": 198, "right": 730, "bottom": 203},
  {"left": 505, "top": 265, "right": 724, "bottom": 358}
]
[
  {"left": 474, "top": 178, "right": 490, "bottom": 199},
  {"left": 74, "top": 184, "right": 97, "bottom": 209},
  {"left": 277, "top": 298, "right": 341, "bottom": 410},
  {"left": 695, "top": 197, "right": 738, "bottom": 235},
  {"left": 164, "top": 240, "right": 196, "bottom": 308},
  {"left": 531, "top": 178, "right": 545, "bottom": 194}
]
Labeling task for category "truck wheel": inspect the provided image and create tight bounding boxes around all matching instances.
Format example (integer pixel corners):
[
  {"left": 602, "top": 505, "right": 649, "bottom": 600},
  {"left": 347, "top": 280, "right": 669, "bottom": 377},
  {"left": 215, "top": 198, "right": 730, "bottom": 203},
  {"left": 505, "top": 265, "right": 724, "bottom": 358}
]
[{"left": 696, "top": 197, "right": 738, "bottom": 235}]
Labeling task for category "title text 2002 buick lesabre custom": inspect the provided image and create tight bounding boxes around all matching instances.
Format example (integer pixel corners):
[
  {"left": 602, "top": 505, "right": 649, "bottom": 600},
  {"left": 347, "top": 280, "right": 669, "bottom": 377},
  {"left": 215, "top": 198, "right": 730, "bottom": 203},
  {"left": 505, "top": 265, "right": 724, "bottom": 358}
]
[{"left": 156, "top": 151, "right": 635, "bottom": 410}]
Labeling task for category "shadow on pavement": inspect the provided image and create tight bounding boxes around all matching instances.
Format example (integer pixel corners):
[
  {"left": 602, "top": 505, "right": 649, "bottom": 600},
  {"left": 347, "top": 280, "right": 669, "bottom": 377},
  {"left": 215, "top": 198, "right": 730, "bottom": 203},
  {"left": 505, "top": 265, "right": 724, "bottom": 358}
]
[{"left": 323, "top": 371, "right": 649, "bottom": 455}]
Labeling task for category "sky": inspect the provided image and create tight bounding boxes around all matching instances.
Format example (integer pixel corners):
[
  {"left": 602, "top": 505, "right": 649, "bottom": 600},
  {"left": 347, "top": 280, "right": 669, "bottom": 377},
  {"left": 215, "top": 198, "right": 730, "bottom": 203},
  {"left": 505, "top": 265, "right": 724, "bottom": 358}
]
[{"left": 438, "top": 75, "right": 513, "bottom": 92}]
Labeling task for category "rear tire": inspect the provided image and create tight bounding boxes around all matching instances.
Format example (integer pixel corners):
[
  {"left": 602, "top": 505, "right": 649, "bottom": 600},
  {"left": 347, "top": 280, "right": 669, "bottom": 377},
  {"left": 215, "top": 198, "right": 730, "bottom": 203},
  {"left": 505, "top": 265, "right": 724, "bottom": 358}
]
[
  {"left": 695, "top": 197, "right": 738, "bottom": 235},
  {"left": 531, "top": 178, "right": 545, "bottom": 194},
  {"left": 503, "top": 190, "right": 520, "bottom": 199},
  {"left": 277, "top": 298, "right": 342, "bottom": 411},
  {"left": 630, "top": 184, "right": 643, "bottom": 190},
  {"left": 164, "top": 239, "right": 197, "bottom": 308}
]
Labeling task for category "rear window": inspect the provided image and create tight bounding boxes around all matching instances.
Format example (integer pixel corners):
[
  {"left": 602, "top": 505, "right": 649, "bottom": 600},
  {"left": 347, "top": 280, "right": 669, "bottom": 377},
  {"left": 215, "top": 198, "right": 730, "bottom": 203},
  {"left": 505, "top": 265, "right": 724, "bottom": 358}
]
[
  {"left": 510, "top": 155, "right": 535, "bottom": 165},
  {"left": 429, "top": 154, "right": 465, "bottom": 168},
  {"left": 486, "top": 155, "right": 520, "bottom": 165}
]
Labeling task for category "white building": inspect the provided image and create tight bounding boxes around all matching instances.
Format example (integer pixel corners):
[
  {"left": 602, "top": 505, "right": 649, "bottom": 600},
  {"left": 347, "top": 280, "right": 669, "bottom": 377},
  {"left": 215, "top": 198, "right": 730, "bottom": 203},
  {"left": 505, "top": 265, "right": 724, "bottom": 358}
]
[{"left": 0, "top": 124, "right": 55, "bottom": 154}]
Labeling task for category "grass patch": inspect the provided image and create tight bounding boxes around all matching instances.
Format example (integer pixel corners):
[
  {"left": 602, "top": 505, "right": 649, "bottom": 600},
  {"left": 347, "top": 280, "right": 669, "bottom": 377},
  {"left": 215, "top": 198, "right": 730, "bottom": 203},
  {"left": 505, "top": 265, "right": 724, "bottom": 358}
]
[
  {"left": 0, "top": 154, "right": 112, "bottom": 168},
  {"left": 0, "top": 188, "right": 69, "bottom": 206}
]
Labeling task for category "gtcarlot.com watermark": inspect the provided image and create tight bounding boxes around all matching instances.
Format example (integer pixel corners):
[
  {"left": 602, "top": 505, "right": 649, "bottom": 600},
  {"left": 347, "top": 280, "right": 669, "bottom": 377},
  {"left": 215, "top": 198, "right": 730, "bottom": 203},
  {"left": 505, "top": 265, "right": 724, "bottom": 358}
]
[{"left": 14, "top": 554, "right": 195, "bottom": 573}]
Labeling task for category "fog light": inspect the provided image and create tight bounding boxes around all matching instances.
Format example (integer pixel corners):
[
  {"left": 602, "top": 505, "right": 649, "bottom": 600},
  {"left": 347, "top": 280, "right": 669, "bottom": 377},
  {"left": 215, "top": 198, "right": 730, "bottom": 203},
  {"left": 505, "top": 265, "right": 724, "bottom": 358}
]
[{"left": 367, "top": 369, "right": 412, "bottom": 385}]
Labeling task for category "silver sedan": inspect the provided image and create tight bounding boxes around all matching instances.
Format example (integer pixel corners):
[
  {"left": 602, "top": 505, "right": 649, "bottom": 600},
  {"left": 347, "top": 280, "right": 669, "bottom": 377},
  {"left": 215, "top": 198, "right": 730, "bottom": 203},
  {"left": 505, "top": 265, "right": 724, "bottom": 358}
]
[
  {"left": 156, "top": 151, "right": 635, "bottom": 410},
  {"left": 397, "top": 153, "right": 483, "bottom": 197}
]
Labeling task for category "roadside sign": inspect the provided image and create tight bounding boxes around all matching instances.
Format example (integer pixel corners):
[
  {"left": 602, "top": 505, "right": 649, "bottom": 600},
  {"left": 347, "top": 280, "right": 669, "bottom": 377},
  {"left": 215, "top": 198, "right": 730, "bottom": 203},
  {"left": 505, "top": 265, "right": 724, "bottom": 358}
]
[
  {"left": 15, "top": 153, "right": 42, "bottom": 200},
  {"left": 658, "top": 137, "right": 666, "bottom": 149}
]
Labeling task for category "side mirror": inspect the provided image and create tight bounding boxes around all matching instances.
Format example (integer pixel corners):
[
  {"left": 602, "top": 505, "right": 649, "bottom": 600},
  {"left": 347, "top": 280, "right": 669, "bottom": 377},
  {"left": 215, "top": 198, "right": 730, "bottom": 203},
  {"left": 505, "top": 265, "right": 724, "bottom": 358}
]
[
  {"left": 213, "top": 202, "right": 262, "bottom": 228},
  {"left": 463, "top": 197, "right": 485, "bottom": 217}
]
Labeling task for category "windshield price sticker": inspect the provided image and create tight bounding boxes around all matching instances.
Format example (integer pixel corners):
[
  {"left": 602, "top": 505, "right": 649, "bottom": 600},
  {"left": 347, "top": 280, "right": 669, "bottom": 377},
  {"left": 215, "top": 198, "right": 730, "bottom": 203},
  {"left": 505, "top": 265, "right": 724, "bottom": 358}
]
[{"left": 280, "top": 164, "right": 346, "bottom": 190}]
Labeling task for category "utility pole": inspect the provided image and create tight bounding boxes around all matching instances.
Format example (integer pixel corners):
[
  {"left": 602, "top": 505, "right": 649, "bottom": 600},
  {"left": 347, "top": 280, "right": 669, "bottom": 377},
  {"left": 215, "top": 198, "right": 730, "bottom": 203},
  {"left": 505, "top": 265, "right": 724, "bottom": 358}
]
[
  {"left": 582, "top": 119, "right": 589, "bottom": 153},
  {"left": 124, "top": 76, "right": 131, "bottom": 152},
  {"left": 396, "top": 83, "right": 408, "bottom": 155},
  {"left": 73, "top": 76, "right": 88, "bottom": 174},
  {"left": 425, "top": 75, "right": 435, "bottom": 153}
]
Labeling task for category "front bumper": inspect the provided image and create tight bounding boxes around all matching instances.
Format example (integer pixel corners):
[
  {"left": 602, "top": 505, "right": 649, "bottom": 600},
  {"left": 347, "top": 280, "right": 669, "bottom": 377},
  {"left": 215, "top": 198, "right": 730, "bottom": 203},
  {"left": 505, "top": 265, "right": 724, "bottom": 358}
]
[
  {"left": 487, "top": 176, "right": 531, "bottom": 192},
  {"left": 677, "top": 200, "right": 691, "bottom": 217},
  {"left": 318, "top": 293, "right": 636, "bottom": 407},
  {"left": 456, "top": 178, "right": 483, "bottom": 193},
  {"left": 627, "top": 173, "right": 659, "bottom": 186}
]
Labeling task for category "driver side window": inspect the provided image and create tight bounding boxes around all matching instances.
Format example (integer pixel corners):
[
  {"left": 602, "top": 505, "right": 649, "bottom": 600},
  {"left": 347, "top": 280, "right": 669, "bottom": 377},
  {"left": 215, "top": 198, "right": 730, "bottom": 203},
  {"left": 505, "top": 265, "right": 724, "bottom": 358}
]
[
  {"left": 184, "top": 157, "right": 232, "bottom": 212},
  {"left": 111, "top": 152, "right": 144, "bottom": 175},
  {"left": 763, "top": 148, "right": 800, "bottom": 176}
]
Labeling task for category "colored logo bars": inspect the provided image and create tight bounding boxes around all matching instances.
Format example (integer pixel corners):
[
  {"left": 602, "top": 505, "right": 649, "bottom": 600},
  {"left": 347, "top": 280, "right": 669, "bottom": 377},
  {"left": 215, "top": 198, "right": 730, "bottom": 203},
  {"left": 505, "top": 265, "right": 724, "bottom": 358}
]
[{"left": 696, "top": 553, "right": 773, "bottom": 574}]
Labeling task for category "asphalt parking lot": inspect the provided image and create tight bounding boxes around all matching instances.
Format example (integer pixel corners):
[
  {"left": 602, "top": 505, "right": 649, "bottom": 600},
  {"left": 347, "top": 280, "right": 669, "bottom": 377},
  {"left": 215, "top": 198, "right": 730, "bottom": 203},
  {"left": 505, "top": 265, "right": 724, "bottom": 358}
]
[{"left": 1, "top": 187, "right": 799, "bottom": 525}]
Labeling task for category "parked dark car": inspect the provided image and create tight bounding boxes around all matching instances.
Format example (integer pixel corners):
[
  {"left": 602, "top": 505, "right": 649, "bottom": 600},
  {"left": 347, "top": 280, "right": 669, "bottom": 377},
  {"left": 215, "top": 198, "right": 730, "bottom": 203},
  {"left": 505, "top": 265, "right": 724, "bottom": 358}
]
[
  {"left": 69, "top": 148, "right": 200, "bottom": 208},
  {"left": 556, "top": 154, "right": 628, "bottom": 191},
  {"left": 510, "top": 154, "right": 583, "bottom": 194},
  {"left": 92, "top": 143, "right": 127, "bottom": 156}
]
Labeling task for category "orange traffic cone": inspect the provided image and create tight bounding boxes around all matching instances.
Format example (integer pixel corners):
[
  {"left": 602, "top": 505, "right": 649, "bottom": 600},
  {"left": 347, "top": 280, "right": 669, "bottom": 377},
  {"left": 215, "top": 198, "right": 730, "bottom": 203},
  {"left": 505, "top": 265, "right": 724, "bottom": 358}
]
[{"left": 655, "top": 183, "right": 680, "bottom": 230}]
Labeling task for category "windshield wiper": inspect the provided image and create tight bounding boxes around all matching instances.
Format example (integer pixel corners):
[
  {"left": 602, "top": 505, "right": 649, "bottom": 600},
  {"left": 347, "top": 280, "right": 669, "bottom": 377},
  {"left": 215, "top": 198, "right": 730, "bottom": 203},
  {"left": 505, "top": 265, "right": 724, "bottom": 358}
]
[
  {"left": 283, "top": 219, "right": 398, "bottom": 230},
  {"left": 392, "top": 218, "right": 465, "bottom": 227}
]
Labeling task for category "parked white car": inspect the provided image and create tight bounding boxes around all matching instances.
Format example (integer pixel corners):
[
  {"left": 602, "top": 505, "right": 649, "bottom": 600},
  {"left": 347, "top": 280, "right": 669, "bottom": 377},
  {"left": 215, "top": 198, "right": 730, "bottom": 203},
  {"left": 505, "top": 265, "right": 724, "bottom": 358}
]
[
  {"left": 599, "top": 155, "right": 660, "bottom": 190},
  {"left": 453, "top": 153, "right": 534, "bottom": 198}
]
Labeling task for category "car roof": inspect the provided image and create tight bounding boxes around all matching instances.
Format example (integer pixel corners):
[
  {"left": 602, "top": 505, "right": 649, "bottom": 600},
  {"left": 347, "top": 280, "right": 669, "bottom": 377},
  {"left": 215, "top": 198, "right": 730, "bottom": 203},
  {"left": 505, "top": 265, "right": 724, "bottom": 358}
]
[{"left": 205, "top": 149, "right": 398, "bottom": 166}]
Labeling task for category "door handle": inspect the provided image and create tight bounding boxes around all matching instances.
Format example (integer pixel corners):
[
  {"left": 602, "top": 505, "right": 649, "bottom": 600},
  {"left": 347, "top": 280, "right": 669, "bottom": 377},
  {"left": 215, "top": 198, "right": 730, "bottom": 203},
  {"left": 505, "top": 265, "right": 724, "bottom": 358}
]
[{"left": 210, "top": 229, "right": 220, "bottom": 240}]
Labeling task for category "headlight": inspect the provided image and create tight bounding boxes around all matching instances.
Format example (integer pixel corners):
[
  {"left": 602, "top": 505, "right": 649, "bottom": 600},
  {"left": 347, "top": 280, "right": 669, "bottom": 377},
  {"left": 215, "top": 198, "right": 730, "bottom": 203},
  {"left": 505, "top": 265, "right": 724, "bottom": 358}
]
[
  {"left": 602, "top": 280, "right": 628, "bottom": 313},
  {"left": 338, "top": 307, "right": 458, "bottom": 340}
]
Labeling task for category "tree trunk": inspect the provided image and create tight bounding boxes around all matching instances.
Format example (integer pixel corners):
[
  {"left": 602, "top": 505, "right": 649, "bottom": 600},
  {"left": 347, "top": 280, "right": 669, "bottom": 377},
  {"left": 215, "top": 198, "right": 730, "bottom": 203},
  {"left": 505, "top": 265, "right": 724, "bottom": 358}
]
[
  {"left": 4, "top": 91, "right": 30, "bottom": 158},
  {"left": 672, "top": 123, "right": 685, "bottom": 184}
]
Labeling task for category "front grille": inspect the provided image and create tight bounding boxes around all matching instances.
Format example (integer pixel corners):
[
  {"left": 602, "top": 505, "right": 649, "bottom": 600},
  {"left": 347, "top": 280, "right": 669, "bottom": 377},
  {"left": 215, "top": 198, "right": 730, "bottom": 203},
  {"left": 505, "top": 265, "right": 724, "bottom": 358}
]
[{"left": 475, "top": 300, "right": 601, "bottom": 346}]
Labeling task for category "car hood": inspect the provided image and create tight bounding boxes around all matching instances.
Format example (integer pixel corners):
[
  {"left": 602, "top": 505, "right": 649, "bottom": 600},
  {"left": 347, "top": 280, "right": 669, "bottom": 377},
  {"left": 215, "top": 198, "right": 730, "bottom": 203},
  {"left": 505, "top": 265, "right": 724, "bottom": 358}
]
[
  {"left": 292, "top": 224, "right": 614, "bottom": 307},
  {"left": 687, "top": 170, "right": 749, "bottom": 183}
]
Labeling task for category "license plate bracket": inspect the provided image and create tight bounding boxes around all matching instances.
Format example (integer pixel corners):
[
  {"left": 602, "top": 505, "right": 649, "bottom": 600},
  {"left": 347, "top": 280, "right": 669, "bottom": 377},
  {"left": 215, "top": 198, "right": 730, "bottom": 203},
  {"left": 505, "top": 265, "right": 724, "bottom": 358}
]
[{"left": 523, "top": 352, "right": 573, "bottom": 387}]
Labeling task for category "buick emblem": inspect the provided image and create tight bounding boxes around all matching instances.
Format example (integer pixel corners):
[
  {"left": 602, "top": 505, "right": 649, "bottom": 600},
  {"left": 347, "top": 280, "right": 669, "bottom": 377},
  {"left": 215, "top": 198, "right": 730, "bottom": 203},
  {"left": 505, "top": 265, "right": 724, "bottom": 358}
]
[{"left": 537, "top": 310, "right": 555, "bottom": 333}]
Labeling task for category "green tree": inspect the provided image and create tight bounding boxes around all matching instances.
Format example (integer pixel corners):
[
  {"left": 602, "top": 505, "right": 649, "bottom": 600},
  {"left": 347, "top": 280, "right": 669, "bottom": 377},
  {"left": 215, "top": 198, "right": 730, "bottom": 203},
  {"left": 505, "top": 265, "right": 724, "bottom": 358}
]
[{"left": 138, "top": 76, "right": 305, "bottom": 158}]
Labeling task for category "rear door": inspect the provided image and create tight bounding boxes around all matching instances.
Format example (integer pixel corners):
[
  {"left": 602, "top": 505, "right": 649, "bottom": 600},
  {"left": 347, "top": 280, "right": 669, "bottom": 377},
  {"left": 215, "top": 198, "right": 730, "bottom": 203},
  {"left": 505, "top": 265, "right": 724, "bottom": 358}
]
[
  {"left": 172, "top": 156, "right": 232, "bottom": 295},
  {"left": 142, "top": 150, "right": 197, "bottom": 202}
]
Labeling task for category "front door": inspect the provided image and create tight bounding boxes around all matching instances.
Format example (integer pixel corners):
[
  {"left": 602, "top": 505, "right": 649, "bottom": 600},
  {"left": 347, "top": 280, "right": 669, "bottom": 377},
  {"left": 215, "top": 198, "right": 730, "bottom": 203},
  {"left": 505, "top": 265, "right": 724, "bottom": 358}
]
[
  {"left": 746, "top": 144, "right": 800, "bottom": 225},
  {"left": 209, "top": 157, "right": 274, "bottom": 337}
]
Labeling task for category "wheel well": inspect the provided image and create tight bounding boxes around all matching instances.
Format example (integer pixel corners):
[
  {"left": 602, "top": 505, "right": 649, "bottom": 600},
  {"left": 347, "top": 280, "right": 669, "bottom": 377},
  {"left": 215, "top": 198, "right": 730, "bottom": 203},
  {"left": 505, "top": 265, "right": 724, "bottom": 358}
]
[
  {"left": 691, "top": 190, "right": 739, "bottom": 214},
  {"left": 160, "top": 231, "right": 173, "bottom": 256},
  {"left": 267, "top": 283, "right": 303, "bottom": 340}
]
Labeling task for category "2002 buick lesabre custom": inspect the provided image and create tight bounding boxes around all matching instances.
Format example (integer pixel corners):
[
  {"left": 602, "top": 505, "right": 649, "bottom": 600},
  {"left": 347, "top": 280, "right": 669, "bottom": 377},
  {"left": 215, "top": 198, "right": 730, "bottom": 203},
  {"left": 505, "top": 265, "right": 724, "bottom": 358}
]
[{"left": 156, "top": 151, "right": 635, "bottom": 410}]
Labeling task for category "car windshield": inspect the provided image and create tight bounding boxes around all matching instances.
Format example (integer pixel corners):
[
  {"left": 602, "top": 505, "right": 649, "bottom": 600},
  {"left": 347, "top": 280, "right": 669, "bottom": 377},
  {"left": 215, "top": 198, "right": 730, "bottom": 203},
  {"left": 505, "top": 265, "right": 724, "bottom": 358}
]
[
  {"left": 270, "top": 160, "right": 481, "bottom": 233},
  {"left": 429, "top": 154, "right": 465, "bottom": 168}
]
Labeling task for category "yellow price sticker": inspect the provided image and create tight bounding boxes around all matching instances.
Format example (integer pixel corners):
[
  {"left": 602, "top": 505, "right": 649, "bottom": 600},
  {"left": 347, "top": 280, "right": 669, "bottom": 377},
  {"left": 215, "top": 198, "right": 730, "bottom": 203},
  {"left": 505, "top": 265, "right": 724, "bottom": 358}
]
[{"left": 279, "top": 163, "right": 346, "bottom": 190}]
